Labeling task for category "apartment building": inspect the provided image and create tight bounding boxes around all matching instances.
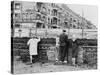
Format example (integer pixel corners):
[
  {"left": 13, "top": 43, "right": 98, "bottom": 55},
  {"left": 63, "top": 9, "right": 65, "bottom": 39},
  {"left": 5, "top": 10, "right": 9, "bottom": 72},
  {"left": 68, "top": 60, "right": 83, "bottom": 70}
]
[{"left": 11, "top": 1, "right": 96, "bottom": 37}]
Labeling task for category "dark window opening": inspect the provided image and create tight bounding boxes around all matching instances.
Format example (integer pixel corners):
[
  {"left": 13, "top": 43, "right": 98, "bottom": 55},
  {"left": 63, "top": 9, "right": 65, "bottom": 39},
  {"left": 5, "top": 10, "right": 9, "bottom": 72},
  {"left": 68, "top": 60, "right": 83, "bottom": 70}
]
[
  {"left": 51, "top": 26, "right": 57, "bottom": 29},
  {"left": 65, "top": 22, "right": 68, "bottom": 28},
  {"left": 53, "top": 9, "right": 57, "bottom": 16},
  {"left": 36, "top": 14, "right": 41, "bottom": 20},
  {"left": 73, "top": 19, "right": 76, "bottom": 22},
  {"left": 15, "top": 24, "right": 20, "bottom": 28},
  {"left": 70, "top": 24, "right": 72, "bottom": 28},
  {"left": 48, "top": 9, "right": 50, "bottom": 14},
  {"left": 53, "top": 17, "right": 57, "bottom": 25},
  {"left": 48, "top": 18, "right": 50, "bottom": 24},
  {"left": 36, "top": 22, "right": 43, "bottom": 28},
  {"left": 37, "top": 9, "right": 40, "bottom": 12},
  {"left": 70, "top": 18, "right": 73, "bottom": 21},
  {"left": 41, "top": 16, "right": 46, "bottom": 21},
  {"left": 51, "top": 19, "right": 53, "bottom": 24},
  {"left": 73, "top": 25, "right": 76, "bottom": 28},
  {"left": 42, "top": 24, "right": 45, "bottom": 28},
  {"left": 15, "top": 13, "right": 20, "bottom": 18},
  {"left": 37, "top": 2, "right": 43, "bottom": 7}
]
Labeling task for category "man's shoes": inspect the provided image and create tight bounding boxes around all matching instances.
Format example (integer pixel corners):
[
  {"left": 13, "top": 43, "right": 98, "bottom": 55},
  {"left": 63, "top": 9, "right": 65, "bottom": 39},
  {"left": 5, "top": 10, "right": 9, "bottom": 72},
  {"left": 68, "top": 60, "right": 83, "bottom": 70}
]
[
  {"left": 56, "top": 61, "right": 63, "bottom": 65},
  {"left": 63, "top": 61, "right": 67, "bottom": 64},
  {"left": 59, "top": 61, "right": 62, "bottom": 63},
  {"left": 55, "top": 60, "right": 59, "bottom": 62}
]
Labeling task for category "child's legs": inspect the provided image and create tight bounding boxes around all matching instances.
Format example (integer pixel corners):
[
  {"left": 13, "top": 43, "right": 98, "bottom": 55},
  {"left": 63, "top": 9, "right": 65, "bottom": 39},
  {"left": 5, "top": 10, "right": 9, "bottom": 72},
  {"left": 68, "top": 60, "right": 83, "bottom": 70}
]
[
  {"left": 55, "top": 47, "right": 59, "bottom": 61},
  {"left": 32, "top": 55, "right": 38, "bottom": 63},
  {"left": 30, "top": 55, "right": 32, "bottom": 63}
]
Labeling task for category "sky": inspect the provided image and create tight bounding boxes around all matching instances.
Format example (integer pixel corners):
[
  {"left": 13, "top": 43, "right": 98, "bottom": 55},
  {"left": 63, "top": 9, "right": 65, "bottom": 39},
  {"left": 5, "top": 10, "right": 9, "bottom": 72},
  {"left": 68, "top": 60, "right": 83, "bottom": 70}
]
[{"left": 67, "top": 4, "right": 98, "bottom": 26}]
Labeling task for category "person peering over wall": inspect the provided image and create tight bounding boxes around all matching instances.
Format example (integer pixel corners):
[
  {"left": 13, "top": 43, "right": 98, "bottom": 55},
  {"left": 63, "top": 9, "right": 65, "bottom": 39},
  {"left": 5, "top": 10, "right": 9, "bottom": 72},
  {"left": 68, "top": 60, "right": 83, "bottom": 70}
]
[
  {"left": 71, "top": 35, "right": 78, "bottom": 66},
  {"left": 67, "top": 38, "right": 73, "bottom": 65},
  {"left": 27, "top": 36, "right": 40, "bottom": 64},
  {"left": 59, "top": 30, "right": 68, "bottom": 64},
  {"left": 55, "top": 35, "right": 60, "bottom": 62},
  {"left": 71, "top": 35, "right": 84, "bottom": 66}
]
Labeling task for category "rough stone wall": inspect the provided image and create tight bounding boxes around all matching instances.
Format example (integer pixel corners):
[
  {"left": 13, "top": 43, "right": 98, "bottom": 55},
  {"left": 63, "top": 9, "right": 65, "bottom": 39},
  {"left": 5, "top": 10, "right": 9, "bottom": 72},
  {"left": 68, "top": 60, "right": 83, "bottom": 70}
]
[{"left": 82, "top": 46, "right": 97, "bottom": 66}]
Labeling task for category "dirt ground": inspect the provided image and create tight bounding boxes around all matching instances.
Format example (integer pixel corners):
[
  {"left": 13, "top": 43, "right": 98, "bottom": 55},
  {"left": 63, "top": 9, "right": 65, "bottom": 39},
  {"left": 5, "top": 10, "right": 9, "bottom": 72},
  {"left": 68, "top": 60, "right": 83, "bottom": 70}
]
[{"left": 13, "top": 60, "right": 97, "bottom": 74}]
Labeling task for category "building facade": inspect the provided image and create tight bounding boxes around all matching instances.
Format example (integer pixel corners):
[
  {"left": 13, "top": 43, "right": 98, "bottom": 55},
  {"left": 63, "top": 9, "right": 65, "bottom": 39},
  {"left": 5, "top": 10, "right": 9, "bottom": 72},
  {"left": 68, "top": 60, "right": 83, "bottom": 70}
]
[{"left": 11, "top": 1, "right": 96, "bottom": 37}]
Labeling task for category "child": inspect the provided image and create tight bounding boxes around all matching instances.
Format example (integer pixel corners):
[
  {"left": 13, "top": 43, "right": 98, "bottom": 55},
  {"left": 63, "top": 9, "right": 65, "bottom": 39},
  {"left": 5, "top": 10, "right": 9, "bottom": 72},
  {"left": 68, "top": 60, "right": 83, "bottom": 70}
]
[{"left": 27, "top": 36, "right": 40, "bottom": 64}]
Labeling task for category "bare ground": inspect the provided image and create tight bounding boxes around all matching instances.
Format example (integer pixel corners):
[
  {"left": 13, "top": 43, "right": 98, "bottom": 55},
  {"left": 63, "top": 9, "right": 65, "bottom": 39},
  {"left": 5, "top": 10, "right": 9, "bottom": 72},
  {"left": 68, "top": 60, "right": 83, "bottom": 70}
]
[{"left": 13, "top": 61, "right": 97, "bottom": 74}]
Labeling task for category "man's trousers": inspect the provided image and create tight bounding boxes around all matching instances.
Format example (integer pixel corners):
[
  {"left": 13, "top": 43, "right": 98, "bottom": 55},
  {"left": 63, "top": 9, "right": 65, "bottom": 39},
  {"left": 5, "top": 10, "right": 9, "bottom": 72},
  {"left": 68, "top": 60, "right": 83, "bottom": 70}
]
[{"left": 59, "top": 46, "right": 68, "bottom": 62}]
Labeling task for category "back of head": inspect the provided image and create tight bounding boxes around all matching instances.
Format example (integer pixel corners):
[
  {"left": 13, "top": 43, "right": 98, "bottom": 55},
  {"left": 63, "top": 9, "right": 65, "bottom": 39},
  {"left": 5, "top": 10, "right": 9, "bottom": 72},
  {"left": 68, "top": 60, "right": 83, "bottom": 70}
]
[
  {"left": 31, "top": 35, "right": 37, "bottom": 39},
  {"left": 63, "top": 29, "right": 66, "bottom": 32},
  {"left": 62, "top": 29, "right": 66, "bottom": 34}
]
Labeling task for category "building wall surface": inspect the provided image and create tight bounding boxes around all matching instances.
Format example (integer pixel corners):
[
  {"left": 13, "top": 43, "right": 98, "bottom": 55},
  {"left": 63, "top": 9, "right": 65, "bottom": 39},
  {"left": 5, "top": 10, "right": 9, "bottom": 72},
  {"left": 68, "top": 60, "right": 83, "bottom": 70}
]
[{"left": 11, "top": 1, "right": 97, "bottom": 37}]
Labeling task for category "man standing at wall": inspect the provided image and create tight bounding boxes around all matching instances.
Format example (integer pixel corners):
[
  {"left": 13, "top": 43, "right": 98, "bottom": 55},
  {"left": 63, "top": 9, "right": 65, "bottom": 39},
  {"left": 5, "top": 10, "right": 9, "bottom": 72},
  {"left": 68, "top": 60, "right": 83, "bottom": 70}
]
[
  {"left": 72, "top": 35, "right": 78, "bottom": 66},
  {"left": 59, "top": 30, "right": 68, "bottom": 63},
  {"left": 27, "top": 36, "right": 40, "bottom": 64}
]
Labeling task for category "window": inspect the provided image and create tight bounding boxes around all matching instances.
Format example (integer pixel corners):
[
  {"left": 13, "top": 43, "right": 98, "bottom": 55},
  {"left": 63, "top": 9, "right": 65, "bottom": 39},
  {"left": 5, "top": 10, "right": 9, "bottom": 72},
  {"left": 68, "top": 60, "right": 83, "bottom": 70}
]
[
  {"left": 58, "top": 19, "right": 60, "bottom": 24},
  {"left": 73, "top": 19, "right": 77, "bottom": 22},
  {"left": 42, "top": 7, "right": 46, "bottom": 13},
  {"left": 30, "top": 13, "right": 36, "bottom": 20},
  {"left": 42, "top": 16, "right": 45, "bottom": 21},
  {"left": 65, "top": 22, "right": 68, "bottom": 28},
  {"left": 51, "top": 19, "right": 53, "bottom": 24},
  {"left": 67, "top": 12, "right": 69, "bottom": 16},
  {"left": 70, "top": 23, "right": 73, "bottom": 28},
  {"left": 15, "top": 24, "right": 20, "bottom": 28},
  {"left": 53, "top": 9, "right": 57, "bottom": 16},
  {"left": 26, "top": 13, "right": 31, "bottom": 20},
  {"left": 15, "top": 13, "right": 20, "bottom": 18},
  {"left": 73, "top": 25, "right": 76, "bottom": 28},
  {"left": 48, "top": 9, "right": 50, "bottom": 14},
  {"left": 22, "top": 13, "right": 27, "bottom": 20},
  {"left": 70, "top": 17, "right": 73, "bottom": 21},
  {"left": 65, "top": 22, "right": 68, "bottom": 25},
  {"left": 51, "top": 3, "right": 54, "bottom": 7},
  {"left": 37, "top": 9, "right": 40, "bottom": 12},
  {"left": 36, "top": 22, "right": 42, "bottom": 28},
  {"left": 36, "top": 14, "right": 41, "bottom": 20},
  {"left": 48, "top": 18, "right": 50, "bottom": 24},
  {"left": 15, "top": 3, "right": 20, "bottom": 10},
  {"left": 42, "top": 24, "right": 45, "bottom": 28},
  {"left": 53, "top": 17, "right": 57, "bottom": 24}
]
